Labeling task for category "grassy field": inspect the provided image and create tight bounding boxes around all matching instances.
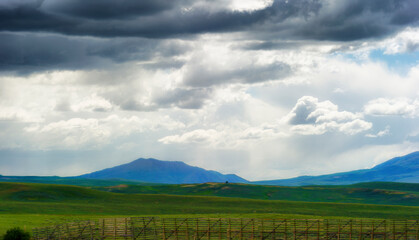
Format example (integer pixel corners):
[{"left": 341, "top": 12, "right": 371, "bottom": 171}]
[
  {"left": 93, "top": 181, "right": 419, "bottom": 206},
  {"left": 0, "top": 176, "right": 148, "bottom": 187},
  {"left": 2, "top": 176, "right": 419, "bottom": 206},
  {"left": 1, "top": 182, "right": 419, "bottom": 236}
]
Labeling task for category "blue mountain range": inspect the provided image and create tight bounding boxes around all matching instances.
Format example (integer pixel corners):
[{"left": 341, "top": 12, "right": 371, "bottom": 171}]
[
  {"left": 77, "top": 152, "right": 418, "bottom": 185},
  {"left": 255, "top": 151, "right": 419, "bottom": 186}
]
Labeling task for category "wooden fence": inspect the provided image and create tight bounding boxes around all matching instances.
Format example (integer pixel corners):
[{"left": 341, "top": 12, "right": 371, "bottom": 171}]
[{"left": 32, "top": 218, "right": 419, "bottom": 240}]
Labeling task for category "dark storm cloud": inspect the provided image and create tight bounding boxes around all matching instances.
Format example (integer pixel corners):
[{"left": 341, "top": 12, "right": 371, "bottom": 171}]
[
  {"left": 0, "top": 0, "right": 261, "bottom": 38},
  {"left": 1, "top": 0, "right": 418, "bottom": 41},
  {"left": 0, "top": 32, "right": 107, "bottom": 73},
  {"left": 41, "top": 0, "right": 183, "bottom": 19},
  {"left": 0, "top": 0, "right": 418, "bottom": 73},
  {"left": 0, "top": 32, "right": 189, "bottom": 73},
  {"left": 239, "top": 41, "right": 306, "bottom": 51},
  {"left": 295, "top": 0, "right": 419, "bottom": 41}
]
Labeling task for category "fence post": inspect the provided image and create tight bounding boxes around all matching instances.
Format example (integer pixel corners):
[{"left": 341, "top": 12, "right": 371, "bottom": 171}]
[
  {"left": 359, "top": 220, "right": 363, "bottom": 240},
  {"left": 260, "top": 219, "right": 264, "bottom": 240},
  {"left": 317, "top": 220, "right": 320, "bottom": 240},
  {"left": 102, "top": 219, "right": 105, "bottom": 240},
  {"left": 229, "top": 218, "right": 232, "bottom": 240},
  {"left": 162, "top": 218, "right": 166, "bottom": 240},
  {"left": 325, "top": 219, "right": 329, "bottom": 240},
  {"left": 252, "top": 219, "right": 255, "bottom": 240},
  {"left": 175, "top": 218, "right": 179, "bottom": 240},
  {"left": 306, "top": 220, "right": 308, "bottom": 240},
  {"left": 144, "top": 217, "right": 148, "bottom": 240},
  {"left": 371, "top": 220, "right": 375, "bottom": 240},
  {"left": 338, "top": 220, "right": 341, "bottom": 240},
  {"left": 272, "top": 219, "right": 276, "bottom": 240},
  {"left": 240, "top": 218, "right": 243, "bottom": 240},
  {"left": 131, "top": 218, "right": 135, "bottom": 240},
  {"left": 195, "top": 218, "right": 199, "bottom": 240},
  {"left": 124, "top": 218, "right": 127, "bottom": 240},
  {"left": 56, "top": 224, "right": 61, "bottom": 240},
  {"left": 114, "top": 218, "right": 117, "bottom": 240},
  {"left": 207, "top": 218, "right": 211, "bottom": 240},
  {"left": 154, "top": 218, "right": 158, "bottom": 240},
  {"left": 392, "top": 220, "right": 395, "bottom": 240},
  {"left": 186, "top": 219, "right": 190, "bottom": 240},
  {"left": 416, "top": 220, "right": 418, "bottom": 240},
  {"left": 219, "top": 218, "right": 222, "bottom": 240},
  {"left": 90, "top": 221, "right": 94, "bottom": 240}
]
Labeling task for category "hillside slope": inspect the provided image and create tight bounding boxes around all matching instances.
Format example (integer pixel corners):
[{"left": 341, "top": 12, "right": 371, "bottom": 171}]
[
  {"left": 1, "top": 182, "right": 418, "bottom": 219},
  {"left": 0, "top": 175, "right": 147, "bottom": 186},
  {"left": 95, "top": 182, "right": 419, "bottom": 206},
  {"left": 254, "top": 151, "right": 419, "bottom": 186},
  {"left": 79, "top": 158, "right": 248, "bottom": 184}
]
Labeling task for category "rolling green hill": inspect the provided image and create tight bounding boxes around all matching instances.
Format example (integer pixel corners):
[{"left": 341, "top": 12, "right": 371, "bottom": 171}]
[
  {"left": 93, "top": 182, "right": 419, "bottom": 206},
  {"left": 1, "top": 182, "right": 419, "bottom": 236},
  {"left": 1, "top": 176, "right": 418, "bottom": 206},
  {"left": 0, "top": 175, "right": 148, "bottom": 187},
  {"left": 1, "top": 182, "right": 418, "bottom": 219}
]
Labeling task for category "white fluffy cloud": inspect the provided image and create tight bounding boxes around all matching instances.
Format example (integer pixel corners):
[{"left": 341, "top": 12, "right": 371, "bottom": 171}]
[
  {"left": 364, "top": 98, "right": 419, "bottom": 118},
  {"left": 0, "top": 107, "right": 44, "bottom": 122},
  {"left": 159, "top": 129, "right": 223, "bottom": 145},
  {"left": 365, "top": 126, "right": 390, "bottom": 138},
  {"left": 284, "top": 96, "right": 372, "bottom": 135},
  {"left": 159, "top": 125, "right": 285, "bottom": 149},
  {"left": 381, "top": 27, "right": 419, "bottom": 54},
  {"left": 69, "top": 94, "right": 113, "bottom": 112},
  {"left": 229, "top": 0, "right": 273, "bottom": 11},
  {"left": 24, "top": 115, "right": 185, "bottom": 149}
]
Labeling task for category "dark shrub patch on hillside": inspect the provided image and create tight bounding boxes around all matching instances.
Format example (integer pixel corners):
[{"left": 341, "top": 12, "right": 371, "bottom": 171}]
[{"left": 3, "top": 227, "right": 30, "bottom": 240}]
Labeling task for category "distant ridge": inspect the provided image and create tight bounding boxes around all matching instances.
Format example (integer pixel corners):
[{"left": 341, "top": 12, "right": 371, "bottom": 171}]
[
  {"left": 78, "top": 158, "right": 248, "bottom": 184},
  {"left": 254, "top": 151, "right": 419, "bottom": 186}
]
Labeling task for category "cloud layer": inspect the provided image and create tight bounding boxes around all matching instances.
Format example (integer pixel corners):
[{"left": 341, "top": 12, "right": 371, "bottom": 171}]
[
  {"left": 0, "top": 0, "right": 418, "bottom": 179},
  {"left": 1, "top": 0, "right": 418, "bottom": 40}
]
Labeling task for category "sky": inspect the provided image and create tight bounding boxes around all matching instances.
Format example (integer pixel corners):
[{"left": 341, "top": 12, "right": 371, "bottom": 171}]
[{"left": 0, "top": 0, "right": 418, "bottom": 181}]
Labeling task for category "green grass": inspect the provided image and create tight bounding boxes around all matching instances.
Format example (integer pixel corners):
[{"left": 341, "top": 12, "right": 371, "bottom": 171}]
[
  {"left": 0, "top": 182, "right": 418, "bottom": 218},
  {"left": 1, "top": 182, "right": 419, "bottom": 236},
  {"left": 92, "top": 182, "right": 419, "bottom": 206},
  {"left": 348, "top": 182, "right": 419, "bottom": 192},
  {"left": 0, "top": 176, "right": 147, "bottom": 187},
  {"left": 3, "top": 177, "right": 418, "bottom": 206}
]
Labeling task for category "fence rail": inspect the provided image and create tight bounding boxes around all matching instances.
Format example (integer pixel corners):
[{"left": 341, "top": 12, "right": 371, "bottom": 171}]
[{"left": 33, "top": 218, "right": 419, "bottom": 240}]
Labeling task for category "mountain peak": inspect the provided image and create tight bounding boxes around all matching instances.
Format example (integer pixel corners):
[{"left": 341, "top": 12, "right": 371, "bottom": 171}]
[
  {"left": 373, "top": 151, "right": 419, "bottom": 170},
  {"left": 130, "top": 158, "right": 188, "bottom": 166},
  {"left": 79, "top": 158, "right": 248, "bottom": 184}
]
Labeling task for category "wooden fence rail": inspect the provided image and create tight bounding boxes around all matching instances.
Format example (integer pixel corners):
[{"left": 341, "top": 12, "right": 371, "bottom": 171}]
[{"left": 32, "top": 218, "right": 419, "bottom": 240}]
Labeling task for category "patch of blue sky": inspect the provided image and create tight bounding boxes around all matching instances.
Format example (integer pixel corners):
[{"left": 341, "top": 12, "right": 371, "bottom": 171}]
[
  {"left": 332, "top": 49, "right": 419, "bottom": 76},
  {"left": 369, "top": 49, "right": 419, "bottom": 75},
  {"left": 331, "top": 52, "right": 361, "bottom": 62}
]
